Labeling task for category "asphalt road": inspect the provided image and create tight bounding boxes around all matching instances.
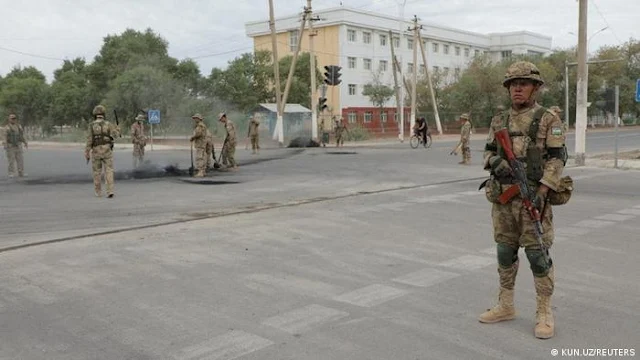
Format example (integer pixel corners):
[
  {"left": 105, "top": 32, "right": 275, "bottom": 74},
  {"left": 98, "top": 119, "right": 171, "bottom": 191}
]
[{"left": 0, "top": 136, "right": 639, "bottom": 359}]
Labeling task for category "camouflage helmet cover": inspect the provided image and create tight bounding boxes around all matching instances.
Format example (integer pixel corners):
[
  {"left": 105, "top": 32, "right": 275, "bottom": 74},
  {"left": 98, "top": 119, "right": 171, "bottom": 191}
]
[
  {"left": 192, "top": 113, "right": 204, "bottom": 120},
  {"left": 135, "top": 114, "right": 145, "bottom": 121},
  {"left": 459, "top": 113, "right": 470, "bottom": 120},
  {"left": 502, "top": 61, "right": 544, "bottom": 87},
  {"left": 93, "top": 105, "right": 106, "bottom": 116}
]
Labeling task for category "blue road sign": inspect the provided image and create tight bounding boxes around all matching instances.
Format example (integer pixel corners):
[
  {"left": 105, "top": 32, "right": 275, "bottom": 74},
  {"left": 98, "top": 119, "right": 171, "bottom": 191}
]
[
  {"left": 148, "top": 109, "right": 161, "bottom": 124},
  {"left": 635, "top": 79, "right": 640, "bottom": 103}
]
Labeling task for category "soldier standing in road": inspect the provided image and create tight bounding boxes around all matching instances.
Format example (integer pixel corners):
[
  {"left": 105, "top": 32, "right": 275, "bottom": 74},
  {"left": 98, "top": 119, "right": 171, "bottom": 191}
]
[
  {"left": 219, "top": 113, "right": 237, "bottom": 170},
  {"left": 85, "top": 105, "right": 120, "bottom": 198},
  {"left": 479, "top": 61, "right": 568, "bottom": 339},
  {"left": 190, "top": 114, "right": 208, "bottom": 177},
  {"left": 247, "top": 115, "right": 260, "bottom": 155},
  {"left": 334, "top": 117, "right": 348, "bottom": 147},
  {"left": 131, "top": 114, "right": 147, "bottom": 168},
  {"left": 4, "top": 113, "right": 28, "bottom": 178},
  {"left": 459, "top": 113, "right": 472, "bottom": 164}
]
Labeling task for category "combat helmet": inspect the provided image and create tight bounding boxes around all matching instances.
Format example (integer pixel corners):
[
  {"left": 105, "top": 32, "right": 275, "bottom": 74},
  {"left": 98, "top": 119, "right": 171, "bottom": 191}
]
[
  {"left": 93, "top": 105, "right": 106, "bottom": 116},
  {"left": 460, "top": 113, "right": 470, "bottom": 120},
  {"left": 549, "top": 106, "right": 562, "bottom": 114},
  {"left": 502, "top": 61, "right": 544, "bottom": 87}
]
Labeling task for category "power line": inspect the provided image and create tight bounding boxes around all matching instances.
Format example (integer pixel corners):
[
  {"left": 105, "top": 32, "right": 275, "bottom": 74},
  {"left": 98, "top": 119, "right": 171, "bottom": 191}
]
[{"left": 0, "top": 45, "right": 65, "bottom": 61}]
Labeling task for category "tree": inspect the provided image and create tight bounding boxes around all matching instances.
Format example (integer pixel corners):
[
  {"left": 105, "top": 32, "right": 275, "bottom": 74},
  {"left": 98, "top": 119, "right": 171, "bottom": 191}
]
[
  {"left": 362, "top": 70, "right": 395, "bottom": 132},
  {"left": 49, "top": 58, "right": 93, "bottom": 128},
  {"left": 277, "top": 52, "right": 323, "bottom": 109},
  {"left": 0, "top": 66, "right": 50, "bottom": 128}
]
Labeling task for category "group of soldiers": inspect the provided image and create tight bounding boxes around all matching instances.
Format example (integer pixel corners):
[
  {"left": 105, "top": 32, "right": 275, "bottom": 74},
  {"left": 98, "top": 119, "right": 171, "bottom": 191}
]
[
  {"left": 81, "top": 107, "right": 247, "bottom": 197},
  {"left": 318, "top": 116, "right": 349, "bottom": 147}
]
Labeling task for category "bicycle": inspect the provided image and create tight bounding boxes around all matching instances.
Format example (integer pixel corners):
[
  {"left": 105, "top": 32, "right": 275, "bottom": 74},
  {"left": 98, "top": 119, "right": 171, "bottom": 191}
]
[{"left": 410, "top": 131, "right": 432, "bottom": 149}]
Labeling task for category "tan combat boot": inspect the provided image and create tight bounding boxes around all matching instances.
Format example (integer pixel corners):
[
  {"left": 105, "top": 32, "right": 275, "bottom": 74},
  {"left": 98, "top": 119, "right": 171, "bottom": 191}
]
[
  {"left": 534, "top": 266, "right": 555, "bottom": 339},
  {"left": 479, "top": 288, "right": 516, "bottom": 323}
]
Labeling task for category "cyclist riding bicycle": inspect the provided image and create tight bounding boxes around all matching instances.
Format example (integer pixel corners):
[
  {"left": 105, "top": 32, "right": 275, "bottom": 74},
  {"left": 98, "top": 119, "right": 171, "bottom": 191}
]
[{"left": 413, "top": 117, "right": 428, "bottom": 146}]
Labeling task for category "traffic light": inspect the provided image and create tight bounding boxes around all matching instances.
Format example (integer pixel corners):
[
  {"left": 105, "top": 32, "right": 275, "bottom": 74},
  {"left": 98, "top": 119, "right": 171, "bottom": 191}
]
[
  {"left": 323, "top": 65, "right": 342, "bottom": 86},
  {"left": 594, "top": 88, "right": 615, "bottom": 113},
  {"left": 319, "top": 97, "right": 328, "bottom": 111}
]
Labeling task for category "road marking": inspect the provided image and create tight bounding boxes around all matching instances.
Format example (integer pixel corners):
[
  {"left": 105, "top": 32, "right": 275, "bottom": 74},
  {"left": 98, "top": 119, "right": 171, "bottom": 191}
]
[
  {"left": 333, "top": 284, "right": 408, "bottom": 307},
  {"left": 572, "top": 219, "right": 616, "bottom": 229},
  {"left": 438, "top": 255, "right": 495, "bottom": 271},
  {"left": 594, "top": 214, "right": 636, "bottom": 222},
  {"left": 555, "top": 226, "right": 592, "bottom": 237},
  {"left": 262, "top": 304, "right": 349, "bottom": 334},
  {"left": 245, "top": 274, "right": 343, "bottom": 299},
  {"left": 616, "top": 208, "right": 640, "bottom": 216},
  {"left": 392, "top": 268, "right": 461, "bottom": 287},
  {"left": 174, "top": 330, "right": 273, "bottom": 360}
]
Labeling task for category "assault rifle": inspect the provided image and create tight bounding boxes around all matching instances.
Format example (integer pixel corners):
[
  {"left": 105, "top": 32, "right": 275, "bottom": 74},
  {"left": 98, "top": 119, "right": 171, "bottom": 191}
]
[{"left": 494, "top": 128, "right": 550, "bottom": 266}]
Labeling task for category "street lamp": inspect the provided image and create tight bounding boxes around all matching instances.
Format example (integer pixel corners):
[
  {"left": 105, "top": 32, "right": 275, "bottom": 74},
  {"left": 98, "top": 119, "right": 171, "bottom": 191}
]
[{"left": 564, "top": 26, "right": 608, "bottom": 129}]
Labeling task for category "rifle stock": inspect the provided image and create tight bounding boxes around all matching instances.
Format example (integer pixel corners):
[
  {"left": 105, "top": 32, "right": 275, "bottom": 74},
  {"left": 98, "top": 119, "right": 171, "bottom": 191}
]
[{"left": 494, "top": 128, "right": 550, "bottom": 265}]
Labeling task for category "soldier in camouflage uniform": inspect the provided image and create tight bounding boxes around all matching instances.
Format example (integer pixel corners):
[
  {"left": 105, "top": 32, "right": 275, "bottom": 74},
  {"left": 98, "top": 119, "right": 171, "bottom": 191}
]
[
  {"left": 334, "top": 117, "right": 347, "bottom": 147},
  {"left": 189, "top": 113, "right": 208, "bottom": 177},
  {"left": 131, "top": 114, "right": 147, "bottom": 168},
  {"left": 85, "top": 105, "right": 120, "bottom": 198},
  {"left": 479, "top": 61, "right": 568, "bottom": 339},
  {"left": 4, "top": 114, "right": 28, "bottom": 178},
  {"left": 205, "top": 127, "right": 217, "bottom": 170},
  {"left": 459, "top": 113, "right": 472, "bottom": 164},
  {"left": 219, "top": 113, "right": 237, "bottom": 170},
  {"left": 247, "top": 115, "right": 260, "bottom": 154}
]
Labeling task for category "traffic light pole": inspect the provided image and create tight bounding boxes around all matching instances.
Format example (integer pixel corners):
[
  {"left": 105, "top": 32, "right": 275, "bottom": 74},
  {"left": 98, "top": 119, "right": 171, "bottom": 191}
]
[{"left": 307, "top": 0, "right": 319, "bottom": 141}]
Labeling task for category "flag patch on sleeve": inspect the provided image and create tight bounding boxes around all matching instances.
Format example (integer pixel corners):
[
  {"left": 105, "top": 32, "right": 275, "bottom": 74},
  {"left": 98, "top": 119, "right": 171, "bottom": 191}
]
[{"left": 551, "top": 127, "right": 562, "bottom": 135}]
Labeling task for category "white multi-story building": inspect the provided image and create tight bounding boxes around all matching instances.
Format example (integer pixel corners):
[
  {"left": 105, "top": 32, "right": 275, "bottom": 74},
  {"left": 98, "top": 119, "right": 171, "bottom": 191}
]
[{"left": 245, "top": 6, "right": 552, "bottom": 132}]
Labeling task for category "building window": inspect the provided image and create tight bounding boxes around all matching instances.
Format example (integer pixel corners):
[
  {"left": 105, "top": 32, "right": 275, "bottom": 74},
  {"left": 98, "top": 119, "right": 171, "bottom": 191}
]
[
  {"left": 455, "top": 46, "right": 461, "bottom": 56},
  {"left": 289, "top": 30, "right": 299, "bottom": 51},
  {"left": 394, "top": 113, "right": 399, "bottom": 123},
  {"left": 464, "top": 48, "right": 470, "bottom": 57},
  {"left": 407, "top": 39, "right": 414, "bottom": 50},
  {"left": 432, "top": 43, "right": 439, "bottom": 53},
  {"left": 348, "top": 111, "right": 356, "bottom": 123},
  {"left": 348, "top": 84, "right": 357, "bottom": 95},
  {"left": 393, "top": 37, "right": 400, "bottom": 48},
  {"left": 363, "top": 58, "right": 372, "bottom": 70},
  {"left": 347, "top": 29, "right": 357, "bottom": 42},
  {"left": 348, "top": 57, "right": 357, "bottom": 69},
  {"left": 381, "top": 111, "right": 387, "bottom": 123},
  {"left": 443, "top": 67, "right": 450, "bottom": 76},
  {"left": 419, "top": 64, "right": 425, "bottom": 74},
  {"left": 443, "top": 45, "right": 450, "bottom": 54},
  {"left": 407, "top": 63, "right": 414, "bottom": 74},
  {"left": 475, "top": 49, "right": 480, "bottom": 57},
  {"left": 379, "top": 60, "right": 388, "bottom": 72},
  {"left": 379, "top": 34, "right": 387, "bottom": 46},
  {"left": 363, "top": 32, "right": 371, "bottom": 44},
  {"left": 455, "top": 68, "right": 461, "bottom": 78},
  {"left": 501, "top": 50, "right": 512, "bottom": 59},
  {"left": 364, "top": 112, "right": 372, "bottom": 123}
]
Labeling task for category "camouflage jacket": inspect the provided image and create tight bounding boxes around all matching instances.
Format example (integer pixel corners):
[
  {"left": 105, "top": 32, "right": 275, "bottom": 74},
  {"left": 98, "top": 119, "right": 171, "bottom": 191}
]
[
  {"left": 191, "top": 121, "right": 208, "bottom": 149},
  {"left": 460, "top": 121, "right": 472, "bottom": 142},
  {"left": 483, "top": 103, "right": 566, "bottom": 191},
  {"left": 224, "top": 120, "right": 236, "bottom": 143},
  {"left": 85, "top": 118, "right": 120, "bottom": 153},
  {"left": 4, "top": 123, "right": 26, "bottom": 147},
  {"left": 131, "top": 122, "right": 146, "bottom": 145}
]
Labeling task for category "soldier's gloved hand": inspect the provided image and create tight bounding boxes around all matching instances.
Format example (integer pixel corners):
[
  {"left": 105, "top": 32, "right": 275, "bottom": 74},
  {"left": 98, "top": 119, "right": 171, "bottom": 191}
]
[{"left": 489, "top": 155, "right": 511, "bottom": 177}]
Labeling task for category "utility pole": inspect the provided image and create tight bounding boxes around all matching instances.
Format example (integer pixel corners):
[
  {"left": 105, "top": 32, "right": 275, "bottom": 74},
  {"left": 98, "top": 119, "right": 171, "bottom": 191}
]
[
  {"left": 614, "top": 85, "right": 619, "bottom": 168},
  {"left": 389, "top": 29, "right": 403, "bottom": 142},
  {"left": 408, "top": 15, "right": 419, "bottom": 132},
  {"left": 281, "top": 11, "right": 308, "bottom": 124},
  {"left": 417, "top": 28, "right": 443, "bottom": 135},
  {"left": 575, "top": 0, "right": 588, "bottom": 166},
  {"left": 396, "top": 0, "right": 407, "bottom": 141},
  {"left": 268, "top": 0, "right": 284, "bottom": 146},
  {"left": 564, "top": 60, "right": 570, "bottom": 130},
  {"left": 307, "top": 0, "right": 319, "bottom": 141}
]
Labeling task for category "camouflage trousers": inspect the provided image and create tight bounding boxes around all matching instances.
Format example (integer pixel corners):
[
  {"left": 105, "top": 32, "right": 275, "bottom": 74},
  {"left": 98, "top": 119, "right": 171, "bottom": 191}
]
[
  {"left": 336, "top": 134, "right": 343, "bottom": 146},
  {"left": 195, "top": 147, "right": 206, "bottom": 175},
  {"left": 132, "top": 144, "right": 145, "bottom": 168},
  {"left": 91, "top": 148, "right": 114, "bottom": 195},
  {"left": 250, "top": 135, "right": 259, "bottom": 153},
  {"left": 461, "top": 140, "right": 471, "bottom": 163},
  {"left": 205, "top": 143, "right": 214, "bottom": 168},
  {"left": 5, "top": 145, "right": 24, "bottom": 176},
  {"left": 491, "top": 196, "right": 554, "bottom": 296},
  {"left": 222, "top": 141, "right": 236, "bottom": 167}
]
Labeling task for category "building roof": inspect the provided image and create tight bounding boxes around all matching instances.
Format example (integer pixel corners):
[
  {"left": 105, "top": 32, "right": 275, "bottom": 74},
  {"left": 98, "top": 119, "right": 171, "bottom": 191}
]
[{"left": 258, "top": 103, "right": 311, "bottom": 113}]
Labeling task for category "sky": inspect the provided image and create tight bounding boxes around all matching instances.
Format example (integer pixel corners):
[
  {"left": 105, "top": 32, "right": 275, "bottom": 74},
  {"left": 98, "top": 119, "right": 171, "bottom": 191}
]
[{"left": 1, "top": 0, "right": 638, "bottom": 82}]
